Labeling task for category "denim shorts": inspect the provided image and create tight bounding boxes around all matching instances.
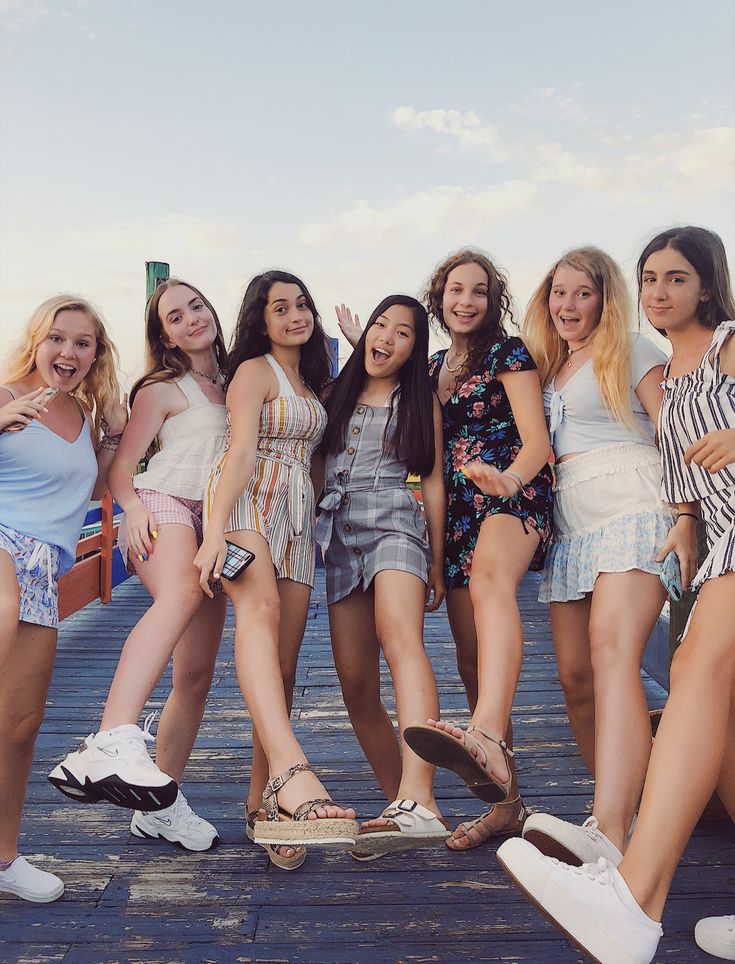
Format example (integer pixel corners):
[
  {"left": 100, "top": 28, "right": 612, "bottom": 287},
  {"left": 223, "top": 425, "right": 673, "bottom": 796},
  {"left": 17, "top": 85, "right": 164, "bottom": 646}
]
[{"left": 0, "top": 522, "right": 61, "bottom": 628}]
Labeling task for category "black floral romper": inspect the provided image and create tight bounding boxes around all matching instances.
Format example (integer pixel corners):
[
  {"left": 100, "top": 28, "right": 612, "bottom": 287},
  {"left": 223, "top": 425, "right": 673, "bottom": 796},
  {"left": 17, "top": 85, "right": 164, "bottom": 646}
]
[{"left": 429, "top": 337, "right": 554, "bottom": 589}]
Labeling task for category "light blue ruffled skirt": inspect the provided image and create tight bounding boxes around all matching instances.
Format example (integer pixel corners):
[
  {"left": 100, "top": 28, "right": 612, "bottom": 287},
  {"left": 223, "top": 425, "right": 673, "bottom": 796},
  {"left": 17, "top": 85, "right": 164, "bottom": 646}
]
[{"left": 539, "top": 442, "right": 674, "bottom": 603}]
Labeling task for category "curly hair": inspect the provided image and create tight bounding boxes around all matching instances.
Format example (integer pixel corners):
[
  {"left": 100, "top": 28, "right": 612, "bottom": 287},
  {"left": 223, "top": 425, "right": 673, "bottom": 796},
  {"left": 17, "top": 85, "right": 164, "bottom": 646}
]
[
  {"left": 1, "top": 294, "right": 122, "bottom": 437},
  {"left": 423, "top": 248, "right": 513, "bottom": 384},
  {"left": 129, "top": 278, "right": 229, "bottom": 407},
  {"left": 227, "top": 270, "right": 331, "bottom": 394}
]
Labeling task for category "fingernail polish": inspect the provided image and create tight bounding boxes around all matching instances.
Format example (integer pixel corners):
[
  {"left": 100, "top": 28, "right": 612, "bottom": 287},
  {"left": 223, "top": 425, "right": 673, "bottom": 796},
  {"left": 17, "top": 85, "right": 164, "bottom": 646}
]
[
  {"left": 137, "top": 554, "right": 144, "bottom": 562},
  {"left": 152, "top": 531, "right": 158, "bottom": 539}
]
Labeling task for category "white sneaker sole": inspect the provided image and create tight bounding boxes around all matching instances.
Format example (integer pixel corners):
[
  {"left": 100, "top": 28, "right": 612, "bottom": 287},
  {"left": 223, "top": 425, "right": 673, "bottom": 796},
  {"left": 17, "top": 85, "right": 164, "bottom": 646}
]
[
  {"left": 695, "top": 925, "right": 735, "bottom": 961},
  {"left": 48, "top": 761, "right": 177, "bottom": 811},
  {"left": 497, "top": 843, "right": 639, "bottom": 964},
  {"left": 0, "top": 878, "right": 64, "bottom": 903},
  {"left": 130, "top": 820, "right": 219, "bottom": 852}
]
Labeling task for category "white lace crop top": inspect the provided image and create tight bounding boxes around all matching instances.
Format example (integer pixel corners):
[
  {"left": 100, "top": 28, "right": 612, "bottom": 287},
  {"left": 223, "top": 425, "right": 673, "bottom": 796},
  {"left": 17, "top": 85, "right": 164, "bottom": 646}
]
[
  {"left": 543, "top": 335, "right": 668, "bottom": 458},
  {"left": 133, "top": 373, "right": 228, "bottom": 500}
]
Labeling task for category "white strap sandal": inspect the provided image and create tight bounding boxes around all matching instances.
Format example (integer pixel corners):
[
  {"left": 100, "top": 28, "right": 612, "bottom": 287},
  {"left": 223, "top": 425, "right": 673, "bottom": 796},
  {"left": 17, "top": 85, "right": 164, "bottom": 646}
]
[{"left": 352, "top": 799, "right": 450, "bottom": 857}]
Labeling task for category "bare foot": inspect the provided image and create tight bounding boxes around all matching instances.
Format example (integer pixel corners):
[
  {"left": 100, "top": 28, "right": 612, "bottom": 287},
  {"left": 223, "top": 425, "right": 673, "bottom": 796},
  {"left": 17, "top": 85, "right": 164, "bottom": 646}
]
[
  {"left": 446, "top": 798, "right": 525, "bottom": 851},
  {"left": 426, "top": 719, "right": 510, "bottom": 787},
  {"left": 271, "top": 766, "right": 356, "bottom": 821}
]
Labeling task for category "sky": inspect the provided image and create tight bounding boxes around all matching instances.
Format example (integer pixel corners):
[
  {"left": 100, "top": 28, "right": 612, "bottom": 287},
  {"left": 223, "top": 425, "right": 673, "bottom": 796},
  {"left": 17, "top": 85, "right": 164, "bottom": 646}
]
[{"left": 1, "top": 0, "right": 734, "bottom": 383}]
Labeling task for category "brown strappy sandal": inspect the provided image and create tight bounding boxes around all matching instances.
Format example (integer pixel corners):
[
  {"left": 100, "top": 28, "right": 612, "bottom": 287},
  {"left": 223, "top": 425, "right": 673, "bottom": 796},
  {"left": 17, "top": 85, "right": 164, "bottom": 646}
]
[
  {"left": 252, "top": 763, "right": 358, "bottom": 848},
  {"left": 403, "top": 723, "right": 515, "bottom": 803},
  {"left": 446, "top": 796, "right": 526, "bottom": 851},
  {"left": 246, "top": 809, "right": 306, "bottom": 870}
]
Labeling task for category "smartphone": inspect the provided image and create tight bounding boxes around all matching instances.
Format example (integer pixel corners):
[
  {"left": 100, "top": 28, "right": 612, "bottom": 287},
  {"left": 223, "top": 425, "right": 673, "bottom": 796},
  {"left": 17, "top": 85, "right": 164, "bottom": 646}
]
[
  {"left": 220, "top": 541, "right": 256, "bottom": 580},
  {"left": 659, "top": 551, "right": 683, "bottom": 602}
]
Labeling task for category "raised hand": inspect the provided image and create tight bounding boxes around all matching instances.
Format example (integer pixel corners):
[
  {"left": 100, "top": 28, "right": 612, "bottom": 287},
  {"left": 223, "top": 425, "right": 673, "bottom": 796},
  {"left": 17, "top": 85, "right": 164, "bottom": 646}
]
[{"left": 335, "top": 304, "right": 363, "bottom": 348}]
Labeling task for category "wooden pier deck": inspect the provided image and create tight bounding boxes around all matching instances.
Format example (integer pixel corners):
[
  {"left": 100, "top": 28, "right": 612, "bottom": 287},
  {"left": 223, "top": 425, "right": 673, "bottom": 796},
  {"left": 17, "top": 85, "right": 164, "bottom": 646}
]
[{"left": 3, "top": 573, "right": 732, "bottom": 963}]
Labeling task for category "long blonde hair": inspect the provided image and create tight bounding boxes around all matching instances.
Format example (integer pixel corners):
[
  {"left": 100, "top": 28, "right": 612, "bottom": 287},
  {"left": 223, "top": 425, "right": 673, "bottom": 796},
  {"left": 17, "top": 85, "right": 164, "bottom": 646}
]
[
  {"left": 523, "top": 246, "right": 637, "bottom": 427},
  {"left": 1, "top": 295, "right": 122, "bottom": 436}
]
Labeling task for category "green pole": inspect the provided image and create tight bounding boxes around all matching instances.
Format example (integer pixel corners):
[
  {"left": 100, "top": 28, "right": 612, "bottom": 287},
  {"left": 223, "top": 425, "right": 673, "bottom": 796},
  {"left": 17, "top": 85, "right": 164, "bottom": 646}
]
[{"left": 146, "top": 261, "right": 170, "bottom": 301}]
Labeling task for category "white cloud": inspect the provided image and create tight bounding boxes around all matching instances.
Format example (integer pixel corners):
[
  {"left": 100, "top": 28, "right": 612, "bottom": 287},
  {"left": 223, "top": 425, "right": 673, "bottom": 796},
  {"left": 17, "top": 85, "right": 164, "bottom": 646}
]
[
  {"left": 390, "top": 106, "right": 510, "bottom": 161},
  {"left": 0, "top": 0, "right": 49, "bottom": 29},
  {"left": 299, "top": 181, "right": 538, "bottom": 247},
  {"left": 63, "top": 214, "right": 240, "bottom": 262}
]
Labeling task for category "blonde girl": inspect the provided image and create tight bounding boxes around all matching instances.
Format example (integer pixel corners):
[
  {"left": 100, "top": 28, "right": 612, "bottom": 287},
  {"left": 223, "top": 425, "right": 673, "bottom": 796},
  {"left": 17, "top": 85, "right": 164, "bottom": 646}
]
[
  {"left": 518, "top": 247, "right": 698, "bottom": 870},
  {"left": 0, "top": 296, "right": 126, "bottom": 902},
  {"left": 49, "top": 280, "right": 229, "bottom": 853}
]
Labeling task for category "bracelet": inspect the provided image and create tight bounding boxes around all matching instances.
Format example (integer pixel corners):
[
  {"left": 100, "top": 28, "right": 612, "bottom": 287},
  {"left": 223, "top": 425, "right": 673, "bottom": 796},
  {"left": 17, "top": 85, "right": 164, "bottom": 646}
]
[
  {"left": 676, "top": 512, "right": 699, "bottom": 522},
  {"left": 99, "top": 436, "right": 120, "bottom": 452},
  {"left": 503, "top": 469, "right": 524, "bottom": 492}
]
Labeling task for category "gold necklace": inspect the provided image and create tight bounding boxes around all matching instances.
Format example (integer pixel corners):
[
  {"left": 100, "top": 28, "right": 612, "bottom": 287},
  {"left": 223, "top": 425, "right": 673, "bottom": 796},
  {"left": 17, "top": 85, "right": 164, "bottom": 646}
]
[{"left": 444, "top": 350, "right": 467, "bottom": 374}]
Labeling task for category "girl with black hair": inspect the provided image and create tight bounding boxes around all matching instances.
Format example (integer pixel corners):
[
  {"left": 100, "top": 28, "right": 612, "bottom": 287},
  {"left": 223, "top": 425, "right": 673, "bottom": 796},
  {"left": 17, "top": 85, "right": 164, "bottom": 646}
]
[
  {"left": 318, "top": 295, "right": 448, "bottom": 856},
  {"left": 194, "top": 270, "right": 357, "bottom": 859}
]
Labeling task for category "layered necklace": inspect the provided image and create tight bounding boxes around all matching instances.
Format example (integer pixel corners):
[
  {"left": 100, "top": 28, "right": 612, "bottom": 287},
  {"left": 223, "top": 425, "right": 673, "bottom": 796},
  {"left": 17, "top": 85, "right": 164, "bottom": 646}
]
[
  {"left": 444, "top": 349, "right": 467, "bottom": 374},
  {"left": 191, "top": 366, "right": 225, "bottom": 386}
]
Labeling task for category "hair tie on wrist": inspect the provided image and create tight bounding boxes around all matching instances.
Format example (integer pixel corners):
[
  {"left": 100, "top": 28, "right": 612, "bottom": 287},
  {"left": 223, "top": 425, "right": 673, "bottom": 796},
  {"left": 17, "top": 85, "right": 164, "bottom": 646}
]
[
  {"left": 504, "top": 469, "right": 524, "bottom": 491},
  {"left": 677, "top": 511, "right": 698, "bottom": 522}
]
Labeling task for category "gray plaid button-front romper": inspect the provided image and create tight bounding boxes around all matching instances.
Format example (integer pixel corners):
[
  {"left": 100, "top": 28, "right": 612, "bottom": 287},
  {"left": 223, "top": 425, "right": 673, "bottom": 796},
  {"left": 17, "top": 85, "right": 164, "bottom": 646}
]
[{"left": 315, "top": 402, "right": 430, "bottom": 605}]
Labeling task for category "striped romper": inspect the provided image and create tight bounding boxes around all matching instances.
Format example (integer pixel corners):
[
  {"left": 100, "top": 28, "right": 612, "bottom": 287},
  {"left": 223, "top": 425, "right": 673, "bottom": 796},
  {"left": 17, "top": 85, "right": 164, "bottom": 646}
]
[
  {"left": 206, "top": 354, "right": 327, "bottom": 587},
  {"left": 659, "top": 320, "right": 735, "bottom": 592}
]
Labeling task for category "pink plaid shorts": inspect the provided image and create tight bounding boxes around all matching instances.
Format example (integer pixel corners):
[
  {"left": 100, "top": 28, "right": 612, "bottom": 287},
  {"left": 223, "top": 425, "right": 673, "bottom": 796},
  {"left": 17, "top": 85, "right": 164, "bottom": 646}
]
[{"left": 118, "top": 488, "right": 203, "bottom": 574}]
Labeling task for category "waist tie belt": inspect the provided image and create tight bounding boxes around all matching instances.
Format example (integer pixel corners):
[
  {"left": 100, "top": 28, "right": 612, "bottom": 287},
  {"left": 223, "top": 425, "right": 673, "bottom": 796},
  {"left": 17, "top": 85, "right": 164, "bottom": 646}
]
[
  {"left": 315, "top": 470, "right": 407, "bottom": 551},
  {"left": 26, "top": 540, "right": 55, "bottom": 593},
  {"left": 257, "top": 449, "right": 311, "bottom": 538}
]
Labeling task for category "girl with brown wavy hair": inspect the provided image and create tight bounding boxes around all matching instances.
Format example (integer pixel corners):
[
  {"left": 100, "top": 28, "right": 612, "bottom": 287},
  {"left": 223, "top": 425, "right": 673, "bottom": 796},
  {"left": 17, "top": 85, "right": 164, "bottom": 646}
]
[
  {"left": 49, "top": 280, "right": 228, "bottom": 855},
  {"left": 0, "top": 295, "right": 126, "bottom": 903}
]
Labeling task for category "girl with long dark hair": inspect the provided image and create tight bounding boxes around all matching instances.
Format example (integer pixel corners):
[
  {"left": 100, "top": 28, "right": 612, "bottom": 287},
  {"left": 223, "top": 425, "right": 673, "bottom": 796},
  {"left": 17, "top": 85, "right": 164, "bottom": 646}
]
[
  {"left": 50, "top": 279, "right": 228, "bottom": 852},
  {"left": 318, "top": 295, "right": 448, "bottom": 856},
  {"left": 194, "top": 270, "right": 358, "bottom": 856}
]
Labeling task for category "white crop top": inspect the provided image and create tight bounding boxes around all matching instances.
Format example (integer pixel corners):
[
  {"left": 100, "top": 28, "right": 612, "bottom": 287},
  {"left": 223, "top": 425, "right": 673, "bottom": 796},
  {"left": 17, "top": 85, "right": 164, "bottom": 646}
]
[
  {"left": 543, "top": 335, "right": 668, "bottom": 458},
  {"left": 133, "top": 374, "right": 227, "bottom": 500}
]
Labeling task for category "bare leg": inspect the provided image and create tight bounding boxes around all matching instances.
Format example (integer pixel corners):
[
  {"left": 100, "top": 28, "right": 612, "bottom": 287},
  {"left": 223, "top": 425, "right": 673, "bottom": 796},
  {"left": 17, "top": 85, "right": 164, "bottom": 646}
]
[
  {"left": 0, "top": 622, "right": 56, "bottom": 860},
  {"left": 329, "top": 585, "right": 401, "bottom": 801},
  {"left": 619, "top": 573, "right": 735, "bottom": 921},
  {"left": 446, "top": 587, "right": 479, "bottom": 710},
  {"left": 0, "top": 550, "right": 20, "bottom": 672},
  {"left": 443, "top": 543, "right": 524, "bottom": 846},
  {"left": 224, "top": 531, "right": 354, "bottom": 820},
  {"left": 588, "top": 571, "right": 665, "bottom": 851},
  {"left": 550, "top": 598, "right": 595, "bottom": 775},
  {"left": 101, "top": 525, "right": 206, "bottom": 729},
  {"left": 715, "top": 686, "right": 735, "bottom": 821},
  {"left": 155, "top": 592, "right": 227, "bottom": 783}
]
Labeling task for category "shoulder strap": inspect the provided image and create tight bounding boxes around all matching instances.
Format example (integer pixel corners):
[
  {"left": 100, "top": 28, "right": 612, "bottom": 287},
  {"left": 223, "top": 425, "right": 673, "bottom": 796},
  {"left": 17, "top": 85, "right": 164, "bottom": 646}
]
[
  {"left": 0, "top": 384, "right": 17, "bottom": 399},
  {"left": 264, "top": 353, "right": 294, "bottom": 397},
  {"left": 176, "top": 373, "right": 205, "bottom": 406},
  {"left": 705, "top": 320, "right": 735, "bottom": 375}
]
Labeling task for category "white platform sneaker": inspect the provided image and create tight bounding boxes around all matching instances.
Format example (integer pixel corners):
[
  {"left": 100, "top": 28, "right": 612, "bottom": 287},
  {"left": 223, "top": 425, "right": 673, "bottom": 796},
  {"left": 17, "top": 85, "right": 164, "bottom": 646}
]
[
  {"left": 131, "top": 790, "right": 219, "bottom": 851},
  {"left": 695, "top": 916, "right": 735, "bottom": 961},
  {"left": 48, "top": 713, "right": 177, "bottom": 811},
  {"left": 522, "top": 813, "right": 623, "bottom": 867},
  {"left": 0, "top": 856, "right": 64, "bottom": 903},
  {"left": 497, "top": 838, "right": 662, "bottom": 964}
]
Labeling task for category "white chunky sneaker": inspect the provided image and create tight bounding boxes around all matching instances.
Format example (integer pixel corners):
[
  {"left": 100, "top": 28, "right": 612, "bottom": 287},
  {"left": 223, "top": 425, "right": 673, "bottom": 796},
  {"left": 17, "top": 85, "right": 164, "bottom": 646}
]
[
  {"left": 48, "top": 713, "right": 177, "bottom": 811},
  {"left": 131, "top": 790, "right": 219, "bottom": 851},
  {"left": 497, "top": 838, "right": 662, "bottom": 964},
  {"left": 0, "top": 856, "right": 64, "bottom": 903},
  {"left": 522, "top": 813, "right": 623, "bottom": 867},
  {"left": 695, "top": 916, "right": 735, "bottom": 961}
]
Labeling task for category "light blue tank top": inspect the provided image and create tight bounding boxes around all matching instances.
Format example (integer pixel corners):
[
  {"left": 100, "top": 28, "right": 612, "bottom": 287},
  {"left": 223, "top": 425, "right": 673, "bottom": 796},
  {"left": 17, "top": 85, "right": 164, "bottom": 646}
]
[{"left": 0, "top": 389, "right": 98, "bottom": 575}]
